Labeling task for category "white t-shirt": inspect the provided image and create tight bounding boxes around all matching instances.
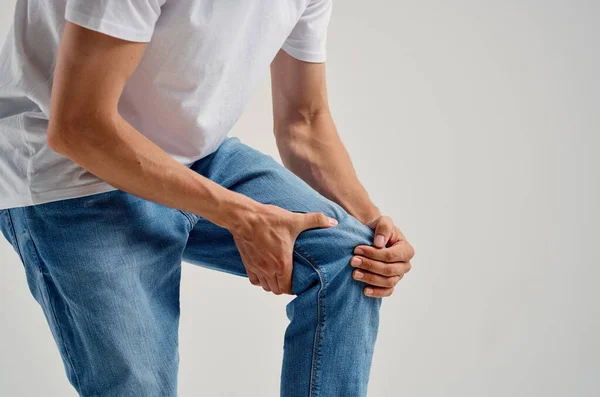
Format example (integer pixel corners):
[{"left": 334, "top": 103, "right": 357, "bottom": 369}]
[{"left": 0, "top": 0, "right": 332, "bottom": 209}]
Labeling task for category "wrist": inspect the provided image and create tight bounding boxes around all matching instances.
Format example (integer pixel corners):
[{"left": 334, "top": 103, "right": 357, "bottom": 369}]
[
  {"left": 186, "top": 177, "right": 264, "bottom": 233},
  {"left": 354, "top": 205, "right": 381, "bottom": 225},
  {"left": 213, "top": 193, "right": 264, "bottom": 235}
]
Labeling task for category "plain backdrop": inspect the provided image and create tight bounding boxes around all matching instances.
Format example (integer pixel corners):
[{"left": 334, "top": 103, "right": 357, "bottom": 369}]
[{"left": 1, "top": 0, "right": 599, "bottom": 396}]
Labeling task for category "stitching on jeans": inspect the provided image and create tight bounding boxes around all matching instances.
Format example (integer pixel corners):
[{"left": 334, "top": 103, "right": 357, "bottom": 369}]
[
  {"left": 21, "top": 212, "right": 83, "bottom": 393},
  {"left": 5, "top": 210, "right": 26, "bottom": 265},
  {"left": 178, "top": 210, "right": 196, "bottom": 230},
  {"left": 293, "top": 246, "right": 326, "bottom": 397}
]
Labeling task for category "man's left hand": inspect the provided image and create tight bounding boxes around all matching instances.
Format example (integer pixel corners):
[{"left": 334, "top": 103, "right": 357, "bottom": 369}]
[{"left": 352, "top": 216, "right": 415, "bottom": 298}]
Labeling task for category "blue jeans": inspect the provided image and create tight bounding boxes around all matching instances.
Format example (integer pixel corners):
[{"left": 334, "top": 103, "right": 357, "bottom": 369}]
[{"left": 0, "top": 137, "right": 381, "bottom": 397}]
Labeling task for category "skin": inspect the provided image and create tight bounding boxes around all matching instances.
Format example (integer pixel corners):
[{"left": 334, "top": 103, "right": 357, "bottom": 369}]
[{"left": 48, "top": 23, "right": 415, "bottom": 298}]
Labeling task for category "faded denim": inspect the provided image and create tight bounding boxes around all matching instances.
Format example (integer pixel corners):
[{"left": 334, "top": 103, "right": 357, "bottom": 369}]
[{"left": 0, "top": 137, "right": 382, "bottom": 397}]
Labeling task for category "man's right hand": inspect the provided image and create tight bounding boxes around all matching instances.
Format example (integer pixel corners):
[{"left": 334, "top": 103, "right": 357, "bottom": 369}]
[{"left": 229, "top": 204, "right": 337, "bottom": 295}]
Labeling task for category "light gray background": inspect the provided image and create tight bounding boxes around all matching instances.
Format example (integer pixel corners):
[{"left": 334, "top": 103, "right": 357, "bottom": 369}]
[{"left": 1, "top": 0, "right": 599, "bottom": 396}]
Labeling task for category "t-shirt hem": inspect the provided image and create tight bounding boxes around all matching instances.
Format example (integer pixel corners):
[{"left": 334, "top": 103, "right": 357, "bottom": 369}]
[
  {"left": 65, "top": 8, "right": 154, "bottom": 43},
  {"left": 0, "top": 182, "right": 118, "bottom": 210},
  {"left": 281, "top": 43, "right": 326, "bottom": 63}
]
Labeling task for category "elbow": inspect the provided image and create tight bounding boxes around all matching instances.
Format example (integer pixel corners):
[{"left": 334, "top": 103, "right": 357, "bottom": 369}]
[
  {"left": 47, "top": 120, "right": 89, "bottom": 158},
  {"left": 47, "top": 107, "right": 83, "bottom": 155},
  {"left": 47, "top": 112, "right": 108, "bottom": 157},
  {"left": 47, "top": 120, "right": 72, "bottom": 155}
]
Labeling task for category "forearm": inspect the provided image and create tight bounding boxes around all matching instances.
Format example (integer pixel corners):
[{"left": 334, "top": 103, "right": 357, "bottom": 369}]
[
  {"left": 275, "top": 112, "right": 380, "bottom": 224},
  {"left": 48, "top": 113, "right": 258, "bottom": 231}
]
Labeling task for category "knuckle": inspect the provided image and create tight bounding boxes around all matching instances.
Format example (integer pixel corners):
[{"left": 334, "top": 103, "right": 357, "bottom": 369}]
[
  {"left": 400, "top": 250, "right": 412, "bottom": 262},
  {"left": 273, "top": 261, "right": 286, "bottom": 272},
  {"left": 313, "top": 213, "right": 326, "bottom": 225},
  {"left": 384, "top": 265, "right": 395, "bottom": 277},
  {"left": 405, "top": 262, "right": 412, "bottom": 273},
  {"left": 384, "top": 251, "right": 394, "bottom": 262},
  {"left": 407, "top": 244, "right": 416, "bottom": 259}
]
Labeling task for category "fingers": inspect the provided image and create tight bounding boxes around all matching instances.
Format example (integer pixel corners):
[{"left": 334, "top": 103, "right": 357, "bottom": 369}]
[
  {"left": 350, "top": 255, "right": 411, "bottom": 276},
  {"left": 363, "top": 286, "right": 395, "bottom": 298},
  {"left": 296, "top": 212, "right": 338, "bottom": 233},
  {"left": 354, "top": 241, "right": 415, "bottom": 263},
  {"left": 257, "top": 275, "right": 272, "bottom": 293},
  {"left": 249, "top": 273, "right": 288, "bottom": 295},
  {"left": 274, "top": 255, "right": 293, "bottom": 295},
  {"left": 276, "top": 272, "right": 293, "bottom": 295},
  {"left": 373, "top": 216, "right": 395, "bottom": 248},
  {"left": 268, "top": 276, "right": 283, "bottom": 295},
  {"left": 248, "top": 265, "right": 293, "bottom": 295},
  {"left": 350, "top": 244, "right": 412, "bottom": 298},
  {"left": 352, "top": 268, "right": 404, "bottom": 288},
  {"left": 248, "top": 271, "right": 261, "bottom": 286}
]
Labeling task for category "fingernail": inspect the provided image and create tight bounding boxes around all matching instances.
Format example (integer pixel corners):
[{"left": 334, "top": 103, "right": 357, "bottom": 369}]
[
  {"left": 365, "top": 288, "right": 374, "bottom": 296},
  {"left": 354, "top": 270, "right": 364, "bottom": 279},
  {"left": 328, "top": 217, "right": 338, "bottom": 226},
  {"left": 354, "top": 248, "right": 364, "bottom": 256},
  {"left": 374, "top": 234, "right": 385, "bottom": 247},
  {"left": 350, "top": 257, "right": 362, "bottom": 266}
]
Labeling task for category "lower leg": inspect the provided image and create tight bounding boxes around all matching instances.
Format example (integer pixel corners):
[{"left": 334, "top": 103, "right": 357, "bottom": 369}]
[{"left": 282, "top": 213, "right": 381, "bottom": 397}]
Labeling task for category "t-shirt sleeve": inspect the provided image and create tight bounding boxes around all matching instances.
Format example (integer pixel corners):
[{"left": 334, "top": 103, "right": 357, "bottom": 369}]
[
  {"left": 65, "top": 0, "right": 166, "bottom": 43},
  {"left": 282, "top": 0, "right": 333, "bottom": 63}
]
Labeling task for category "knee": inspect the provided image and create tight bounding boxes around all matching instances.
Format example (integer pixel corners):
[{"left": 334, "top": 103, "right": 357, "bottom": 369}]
[{"left": 294, "top": 212, "right": 374, "bottom": 289}]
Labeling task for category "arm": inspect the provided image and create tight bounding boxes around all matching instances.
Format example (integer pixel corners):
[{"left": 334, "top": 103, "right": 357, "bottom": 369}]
[
  {"left": 48, "top": 23, "right": 253, "bottom": 230},
  {"left": 48, "top": 23, "right": 335, "bottom": 295},
  {"left": 270, "top": 50, "right": 380, "bottom": 225},
  {"left": 271, "top": 50, "right": 415, "bottom": 297}
]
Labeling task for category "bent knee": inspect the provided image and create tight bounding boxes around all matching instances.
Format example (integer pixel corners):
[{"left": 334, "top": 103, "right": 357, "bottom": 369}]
[{"left": 294, "top": 213, "right": 374, "bottom": 282}]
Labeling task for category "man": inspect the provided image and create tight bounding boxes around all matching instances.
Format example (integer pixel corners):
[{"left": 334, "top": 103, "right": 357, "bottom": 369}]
[{"left": 0, "top": 0, "right": 414, "bottom": 396}]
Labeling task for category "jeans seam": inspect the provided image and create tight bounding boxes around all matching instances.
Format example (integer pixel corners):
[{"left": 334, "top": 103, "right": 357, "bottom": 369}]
[
  {"left": 22, "top": 213, "right": 83, "bottom": 393},
  {"left": 293, "top": 246, "right": 326, "bottom": 397},
  {"left": 5, "top": 209, "right": 25, "bottom": 264},
  {"left": 178, "top": 210, "right": 196, "bottom": 230}
]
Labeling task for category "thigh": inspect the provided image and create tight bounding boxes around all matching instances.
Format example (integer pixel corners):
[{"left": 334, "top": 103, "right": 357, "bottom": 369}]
[
  {"left": 4, "top": 191, "right": 191, "bottom": 396},
  {"left": 182, "top": 137, "right": 375, "bottom": 288}
]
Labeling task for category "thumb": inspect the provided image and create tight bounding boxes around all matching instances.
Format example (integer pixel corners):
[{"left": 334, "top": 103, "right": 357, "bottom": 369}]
[
  {"left": 296, "top": 212, "right": 338, "bottom": 233},
  {"left": 374, "top": 216, "right": 394, "bottom": 248}
]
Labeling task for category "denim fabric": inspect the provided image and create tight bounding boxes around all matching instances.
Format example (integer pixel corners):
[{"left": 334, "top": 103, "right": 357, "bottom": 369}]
[{"left": 0, "top": 137, "right": 382, "bottom": 397}]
